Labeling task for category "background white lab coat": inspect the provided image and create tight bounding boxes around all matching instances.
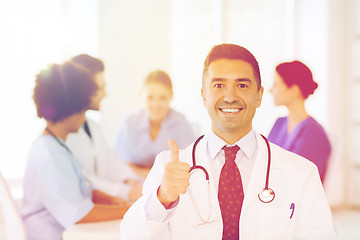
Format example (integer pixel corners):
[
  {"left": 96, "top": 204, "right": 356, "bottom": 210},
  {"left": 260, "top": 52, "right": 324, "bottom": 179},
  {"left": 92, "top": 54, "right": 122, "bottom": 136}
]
[
  {"left": 120, "top": 132, "right": 337, "bottom": 240},
  {"left": 66, "top": 118, "right": 142, "bottom": 200}
]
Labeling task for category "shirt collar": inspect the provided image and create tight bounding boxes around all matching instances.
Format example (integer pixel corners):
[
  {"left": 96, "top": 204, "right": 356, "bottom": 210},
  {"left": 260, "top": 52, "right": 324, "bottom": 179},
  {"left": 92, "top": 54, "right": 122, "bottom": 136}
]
[{"left": 207, "top": 129, "right": 256, "bottom": 161}]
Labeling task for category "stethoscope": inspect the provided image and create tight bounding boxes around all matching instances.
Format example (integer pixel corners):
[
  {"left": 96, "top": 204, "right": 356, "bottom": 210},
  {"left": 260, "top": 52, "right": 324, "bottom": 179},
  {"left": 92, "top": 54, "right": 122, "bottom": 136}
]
[
  {"left": 188, "top": 134, "right": 275, "bottom": 225},
  {"left": 45, "top": 128, "right": 92, "bottom": 191}
]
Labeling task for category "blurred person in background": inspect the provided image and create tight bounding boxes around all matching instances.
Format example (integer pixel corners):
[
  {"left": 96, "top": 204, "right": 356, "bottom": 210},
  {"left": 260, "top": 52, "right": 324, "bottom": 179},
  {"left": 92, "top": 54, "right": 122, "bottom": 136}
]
[
  {"left": 21, "top": 61, "right": 130, "bottom": 240},
  {"left": 66, "top": 54, "right": 142, "bottom": 203},
  {"left": 268, "top": 60, "right": 331, "bottom": 182},
  {"left": 113, "top": 70, "right": 196, "bottom": 179}
]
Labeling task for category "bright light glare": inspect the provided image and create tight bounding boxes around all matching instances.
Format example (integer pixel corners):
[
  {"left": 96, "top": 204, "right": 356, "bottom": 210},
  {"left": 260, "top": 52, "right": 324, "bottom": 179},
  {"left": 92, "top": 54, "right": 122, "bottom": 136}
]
[{"left": 0, "top": 0, "right": 98, "bottom": 179}]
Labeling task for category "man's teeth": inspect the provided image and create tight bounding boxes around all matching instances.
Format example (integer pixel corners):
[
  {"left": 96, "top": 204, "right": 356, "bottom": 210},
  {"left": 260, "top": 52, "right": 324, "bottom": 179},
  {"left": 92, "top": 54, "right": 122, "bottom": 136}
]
[{"left": 221, "top": 108, "right": 241, "bottom": 113}]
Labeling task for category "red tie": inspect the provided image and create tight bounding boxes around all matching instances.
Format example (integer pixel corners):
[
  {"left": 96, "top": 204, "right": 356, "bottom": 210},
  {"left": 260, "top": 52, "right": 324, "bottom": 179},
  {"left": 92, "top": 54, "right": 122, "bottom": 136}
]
[{"left": 218, "top": 145, "right": 243, "bottom": 240}]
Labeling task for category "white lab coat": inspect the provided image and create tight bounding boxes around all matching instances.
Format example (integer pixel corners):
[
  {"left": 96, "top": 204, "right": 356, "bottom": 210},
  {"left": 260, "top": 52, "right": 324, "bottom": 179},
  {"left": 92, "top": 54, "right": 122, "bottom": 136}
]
[
  {"left": 66, "top": 118, "right": 142, "bottom": 200},
  {"left": 120, "top": 132, "right": 337, "bottom": 240}
]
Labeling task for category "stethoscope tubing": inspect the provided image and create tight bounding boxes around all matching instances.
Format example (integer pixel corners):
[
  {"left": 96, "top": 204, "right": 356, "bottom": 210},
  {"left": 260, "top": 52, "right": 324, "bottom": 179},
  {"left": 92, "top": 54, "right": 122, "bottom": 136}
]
[
  {"left": 190, "top": 135, "right": 209, "bottom": 180},
  {"left": 187, "top": 133, "right": 274, "bottom": 224},
  {"left": 260, "top": 134, "right": 271, "bottom": 190},
  {"left": 45, "top": 128, "right": 92, "bottom": 189},
  {"left": 189, "top": 133, "right": 274, "bottom": 203}
]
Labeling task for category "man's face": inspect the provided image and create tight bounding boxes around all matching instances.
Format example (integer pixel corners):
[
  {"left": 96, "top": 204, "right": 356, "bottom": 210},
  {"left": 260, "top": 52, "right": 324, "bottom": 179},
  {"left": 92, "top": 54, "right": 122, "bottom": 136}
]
[
  {"left": 89, "top": 72, "right": 106, "bottom": 111},
  {"left": 201, "top": 59, "right": 263, "bottom": 139}
]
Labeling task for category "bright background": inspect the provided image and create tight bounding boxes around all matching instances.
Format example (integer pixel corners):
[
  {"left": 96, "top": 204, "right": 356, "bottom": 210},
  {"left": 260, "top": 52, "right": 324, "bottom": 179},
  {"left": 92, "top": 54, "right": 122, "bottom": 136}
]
[{"left": 0, "top": 0, "right": 359, "bottom": 210}]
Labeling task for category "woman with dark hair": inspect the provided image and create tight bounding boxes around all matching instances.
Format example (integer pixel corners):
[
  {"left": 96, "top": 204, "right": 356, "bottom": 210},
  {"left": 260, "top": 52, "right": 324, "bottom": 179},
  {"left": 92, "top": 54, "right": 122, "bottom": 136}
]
[
  {"left": 113, "top": 70, "right": 196, "bottom": 178},
  {"left": 21, "top": 61, "right": 130, "bottom": 240},
  {"left": 268, "top": 60, "right": 331, "bottom": 182}
]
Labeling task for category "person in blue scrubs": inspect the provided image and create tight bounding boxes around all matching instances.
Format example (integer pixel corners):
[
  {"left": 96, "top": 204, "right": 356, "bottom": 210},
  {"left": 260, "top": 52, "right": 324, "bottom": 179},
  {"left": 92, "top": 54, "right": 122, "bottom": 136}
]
[
  {"left": 113, "top": 70, "right": 196, "bottom": 178},
  {"left": 21, "top": 61, "right": 131, "bottom": 240},
  {"left": 268, "top": 60, "right": 331, "bottom": 182}
]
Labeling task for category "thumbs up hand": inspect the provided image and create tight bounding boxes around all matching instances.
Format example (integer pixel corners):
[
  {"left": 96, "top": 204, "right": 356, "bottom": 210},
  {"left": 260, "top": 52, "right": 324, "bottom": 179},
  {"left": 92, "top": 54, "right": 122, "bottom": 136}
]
[{"left": 157, "top": 140, "right": 191, "bottom": 208}]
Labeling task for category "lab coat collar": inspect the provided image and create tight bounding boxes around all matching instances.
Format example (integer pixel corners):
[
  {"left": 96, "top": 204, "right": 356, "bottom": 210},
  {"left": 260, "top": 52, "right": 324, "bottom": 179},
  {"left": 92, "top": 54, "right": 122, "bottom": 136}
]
[
  {"left": 190, "top": 134, "right": 222, "bottom": 221},
  {"left": 189, "top": 132, "right": 281, "bottom": 227},
  {"left": 241, "top": 132, "right": 282, "bottom": 211},
  {"left": 79, "top": 118, "right": 93, "bottom": 142},
  {"left": 189, "top": 131, "right": 285, "bottom": 235},
  {"left": 207, "top": 129, "right": 256, "bottom": 161}
]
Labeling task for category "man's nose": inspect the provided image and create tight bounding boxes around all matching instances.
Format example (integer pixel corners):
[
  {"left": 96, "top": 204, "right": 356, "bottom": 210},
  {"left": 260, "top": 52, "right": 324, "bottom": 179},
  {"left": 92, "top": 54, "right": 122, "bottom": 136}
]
[{"left": 223, "top": 87, "right": 238, "bottom": 103}]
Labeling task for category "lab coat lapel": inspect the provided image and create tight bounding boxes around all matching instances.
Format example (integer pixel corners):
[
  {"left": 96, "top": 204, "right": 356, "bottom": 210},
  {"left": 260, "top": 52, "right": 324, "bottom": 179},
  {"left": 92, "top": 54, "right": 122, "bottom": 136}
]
[
  {"left": 192, "top": 135, "right": 222, "bottom": 221},
  {"left": 241, "top": 132, "right": 277, "bottom": 211},
  {"left": 78, "top": 124, "right": 92, "bottom": 145}
]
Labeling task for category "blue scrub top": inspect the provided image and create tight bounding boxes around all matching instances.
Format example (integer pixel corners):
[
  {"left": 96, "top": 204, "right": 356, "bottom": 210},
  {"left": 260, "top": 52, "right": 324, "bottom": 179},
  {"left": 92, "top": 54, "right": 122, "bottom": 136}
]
[
  {"left": 21, "top": 135, "right": 94, "bottom": 240},
  {"left": 268, "top": 116, "right": 331, "bottom": 182},
  {"left": 113, "top": 109, "right": 196, "bottom": 167}
]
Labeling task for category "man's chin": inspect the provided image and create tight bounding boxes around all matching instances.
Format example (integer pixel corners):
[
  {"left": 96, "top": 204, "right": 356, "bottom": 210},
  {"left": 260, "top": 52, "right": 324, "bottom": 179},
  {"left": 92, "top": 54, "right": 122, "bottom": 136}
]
[
  {"left": 220, "top": 121, "right": 251, "bottom": 134},
  {"left": 213, "top": 122, "right": 239, "bottom": 132}
]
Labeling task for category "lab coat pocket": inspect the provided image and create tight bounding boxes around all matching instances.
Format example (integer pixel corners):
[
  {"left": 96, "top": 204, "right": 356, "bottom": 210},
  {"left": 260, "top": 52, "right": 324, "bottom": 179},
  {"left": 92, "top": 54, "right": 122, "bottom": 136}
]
[
  {"left": 259, "top": 208, "right": 292, "bottom": 240},
  {"left": 190, "top": 215, "right": 222, "bottom": 239}
]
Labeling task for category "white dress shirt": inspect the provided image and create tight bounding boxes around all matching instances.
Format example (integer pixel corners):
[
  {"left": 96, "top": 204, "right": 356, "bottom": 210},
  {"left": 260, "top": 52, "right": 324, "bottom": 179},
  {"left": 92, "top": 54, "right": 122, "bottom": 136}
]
[{"left": 207, "top": 129, "right": 257, "bottom": 193}]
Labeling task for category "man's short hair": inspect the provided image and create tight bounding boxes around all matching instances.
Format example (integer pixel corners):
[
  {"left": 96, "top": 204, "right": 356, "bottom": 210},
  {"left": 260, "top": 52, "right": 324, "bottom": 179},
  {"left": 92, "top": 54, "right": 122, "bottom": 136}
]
[
  {"left": 71, "top": 54, "right": 104, "bottom": 74},
  {"left": 33, "top": 61, "right": 98, "bottom": 123},
  {"left": 202, "top": 44, "right": 261, "bottom": 90}
]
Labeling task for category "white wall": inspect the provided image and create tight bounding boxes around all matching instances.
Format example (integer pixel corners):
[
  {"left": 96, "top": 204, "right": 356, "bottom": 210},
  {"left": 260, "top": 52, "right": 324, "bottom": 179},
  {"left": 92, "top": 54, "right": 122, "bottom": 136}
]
[
  {"left": 222, "top": 0, "right": 294, "bottom": 135},
  {"left": 326, "top": 0, "right": 347, "bottom": 207},
  {"left": 0, "top": 0, "right": 347, "bottom": 206},
  {"left": 98, "top": 0, "right": 171, "bottom": 142},
  {"left": 169, "top": 0, "right": 217, "bottom": 135},
  {"left": 0, "top": 0, "right": 99, "bottom": 179},
  {"left": 98, "top": 0, "right": 333, "bottom": 139},
  {"left": 343, "top": 0, "right": 360, "bottom": 207},
  {"left": 98, "top": 0, "right": 331, "bottom": 139}
]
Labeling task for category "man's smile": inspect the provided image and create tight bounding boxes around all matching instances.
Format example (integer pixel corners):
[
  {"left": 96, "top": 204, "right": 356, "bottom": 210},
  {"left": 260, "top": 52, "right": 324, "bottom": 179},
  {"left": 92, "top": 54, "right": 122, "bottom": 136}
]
[{"left": 218, "top": 107, "right": 244, "bottom": 113}]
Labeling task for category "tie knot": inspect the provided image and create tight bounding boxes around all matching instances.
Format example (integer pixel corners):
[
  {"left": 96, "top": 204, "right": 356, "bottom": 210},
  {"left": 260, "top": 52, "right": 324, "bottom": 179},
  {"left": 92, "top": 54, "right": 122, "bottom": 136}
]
[{"left": 223, "top": 145, "right": 240, "bottom": 162}]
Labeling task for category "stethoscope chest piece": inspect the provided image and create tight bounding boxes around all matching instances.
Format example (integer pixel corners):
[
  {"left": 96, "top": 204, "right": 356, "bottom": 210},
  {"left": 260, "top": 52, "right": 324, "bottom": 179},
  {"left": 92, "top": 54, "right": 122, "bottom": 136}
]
[{"left": 258, "top": 188, "right": 275, "bottom": 203}]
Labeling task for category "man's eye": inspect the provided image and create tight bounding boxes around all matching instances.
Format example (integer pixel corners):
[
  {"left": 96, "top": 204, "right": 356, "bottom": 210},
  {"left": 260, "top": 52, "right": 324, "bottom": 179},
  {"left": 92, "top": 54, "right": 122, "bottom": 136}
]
[
  {"left": 214, "top": 83, "right": 223, "bottom": 88},
  {"left": 239, "top": 83, "right": 247, "bottom": 88}
]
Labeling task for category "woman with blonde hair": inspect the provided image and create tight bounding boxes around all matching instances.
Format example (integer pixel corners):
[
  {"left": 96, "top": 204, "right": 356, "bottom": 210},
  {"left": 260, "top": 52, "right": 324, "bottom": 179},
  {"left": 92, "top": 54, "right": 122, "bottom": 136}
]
[{"left": 114, "top": 70, "right": 195, "bottom": 178}]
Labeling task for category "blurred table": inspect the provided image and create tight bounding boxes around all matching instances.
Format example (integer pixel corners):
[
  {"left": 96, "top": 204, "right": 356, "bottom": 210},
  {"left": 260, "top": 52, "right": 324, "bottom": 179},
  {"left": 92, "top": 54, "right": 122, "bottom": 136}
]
[{"left": 63, "top": 219, "right": 121, "bottom": 240}]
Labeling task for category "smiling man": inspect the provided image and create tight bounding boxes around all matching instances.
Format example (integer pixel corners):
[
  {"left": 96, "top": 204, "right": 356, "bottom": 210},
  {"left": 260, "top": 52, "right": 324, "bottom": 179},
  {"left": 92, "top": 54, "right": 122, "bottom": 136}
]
[
  {"left": 120, "top": 44, "right": 336, "bottom": 240},
  {"left": 201, "top": 57, "right": 263, "bottom": 145}
]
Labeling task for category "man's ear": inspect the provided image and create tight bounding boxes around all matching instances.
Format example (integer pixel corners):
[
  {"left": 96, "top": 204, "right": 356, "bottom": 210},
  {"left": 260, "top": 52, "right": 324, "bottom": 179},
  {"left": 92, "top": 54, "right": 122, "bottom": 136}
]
[
  {"left": 201, "top": 87, "right": 207, "bottom": 107},
  {"left": 256, "top": 86, "right": 264, "bottom": 108}
]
